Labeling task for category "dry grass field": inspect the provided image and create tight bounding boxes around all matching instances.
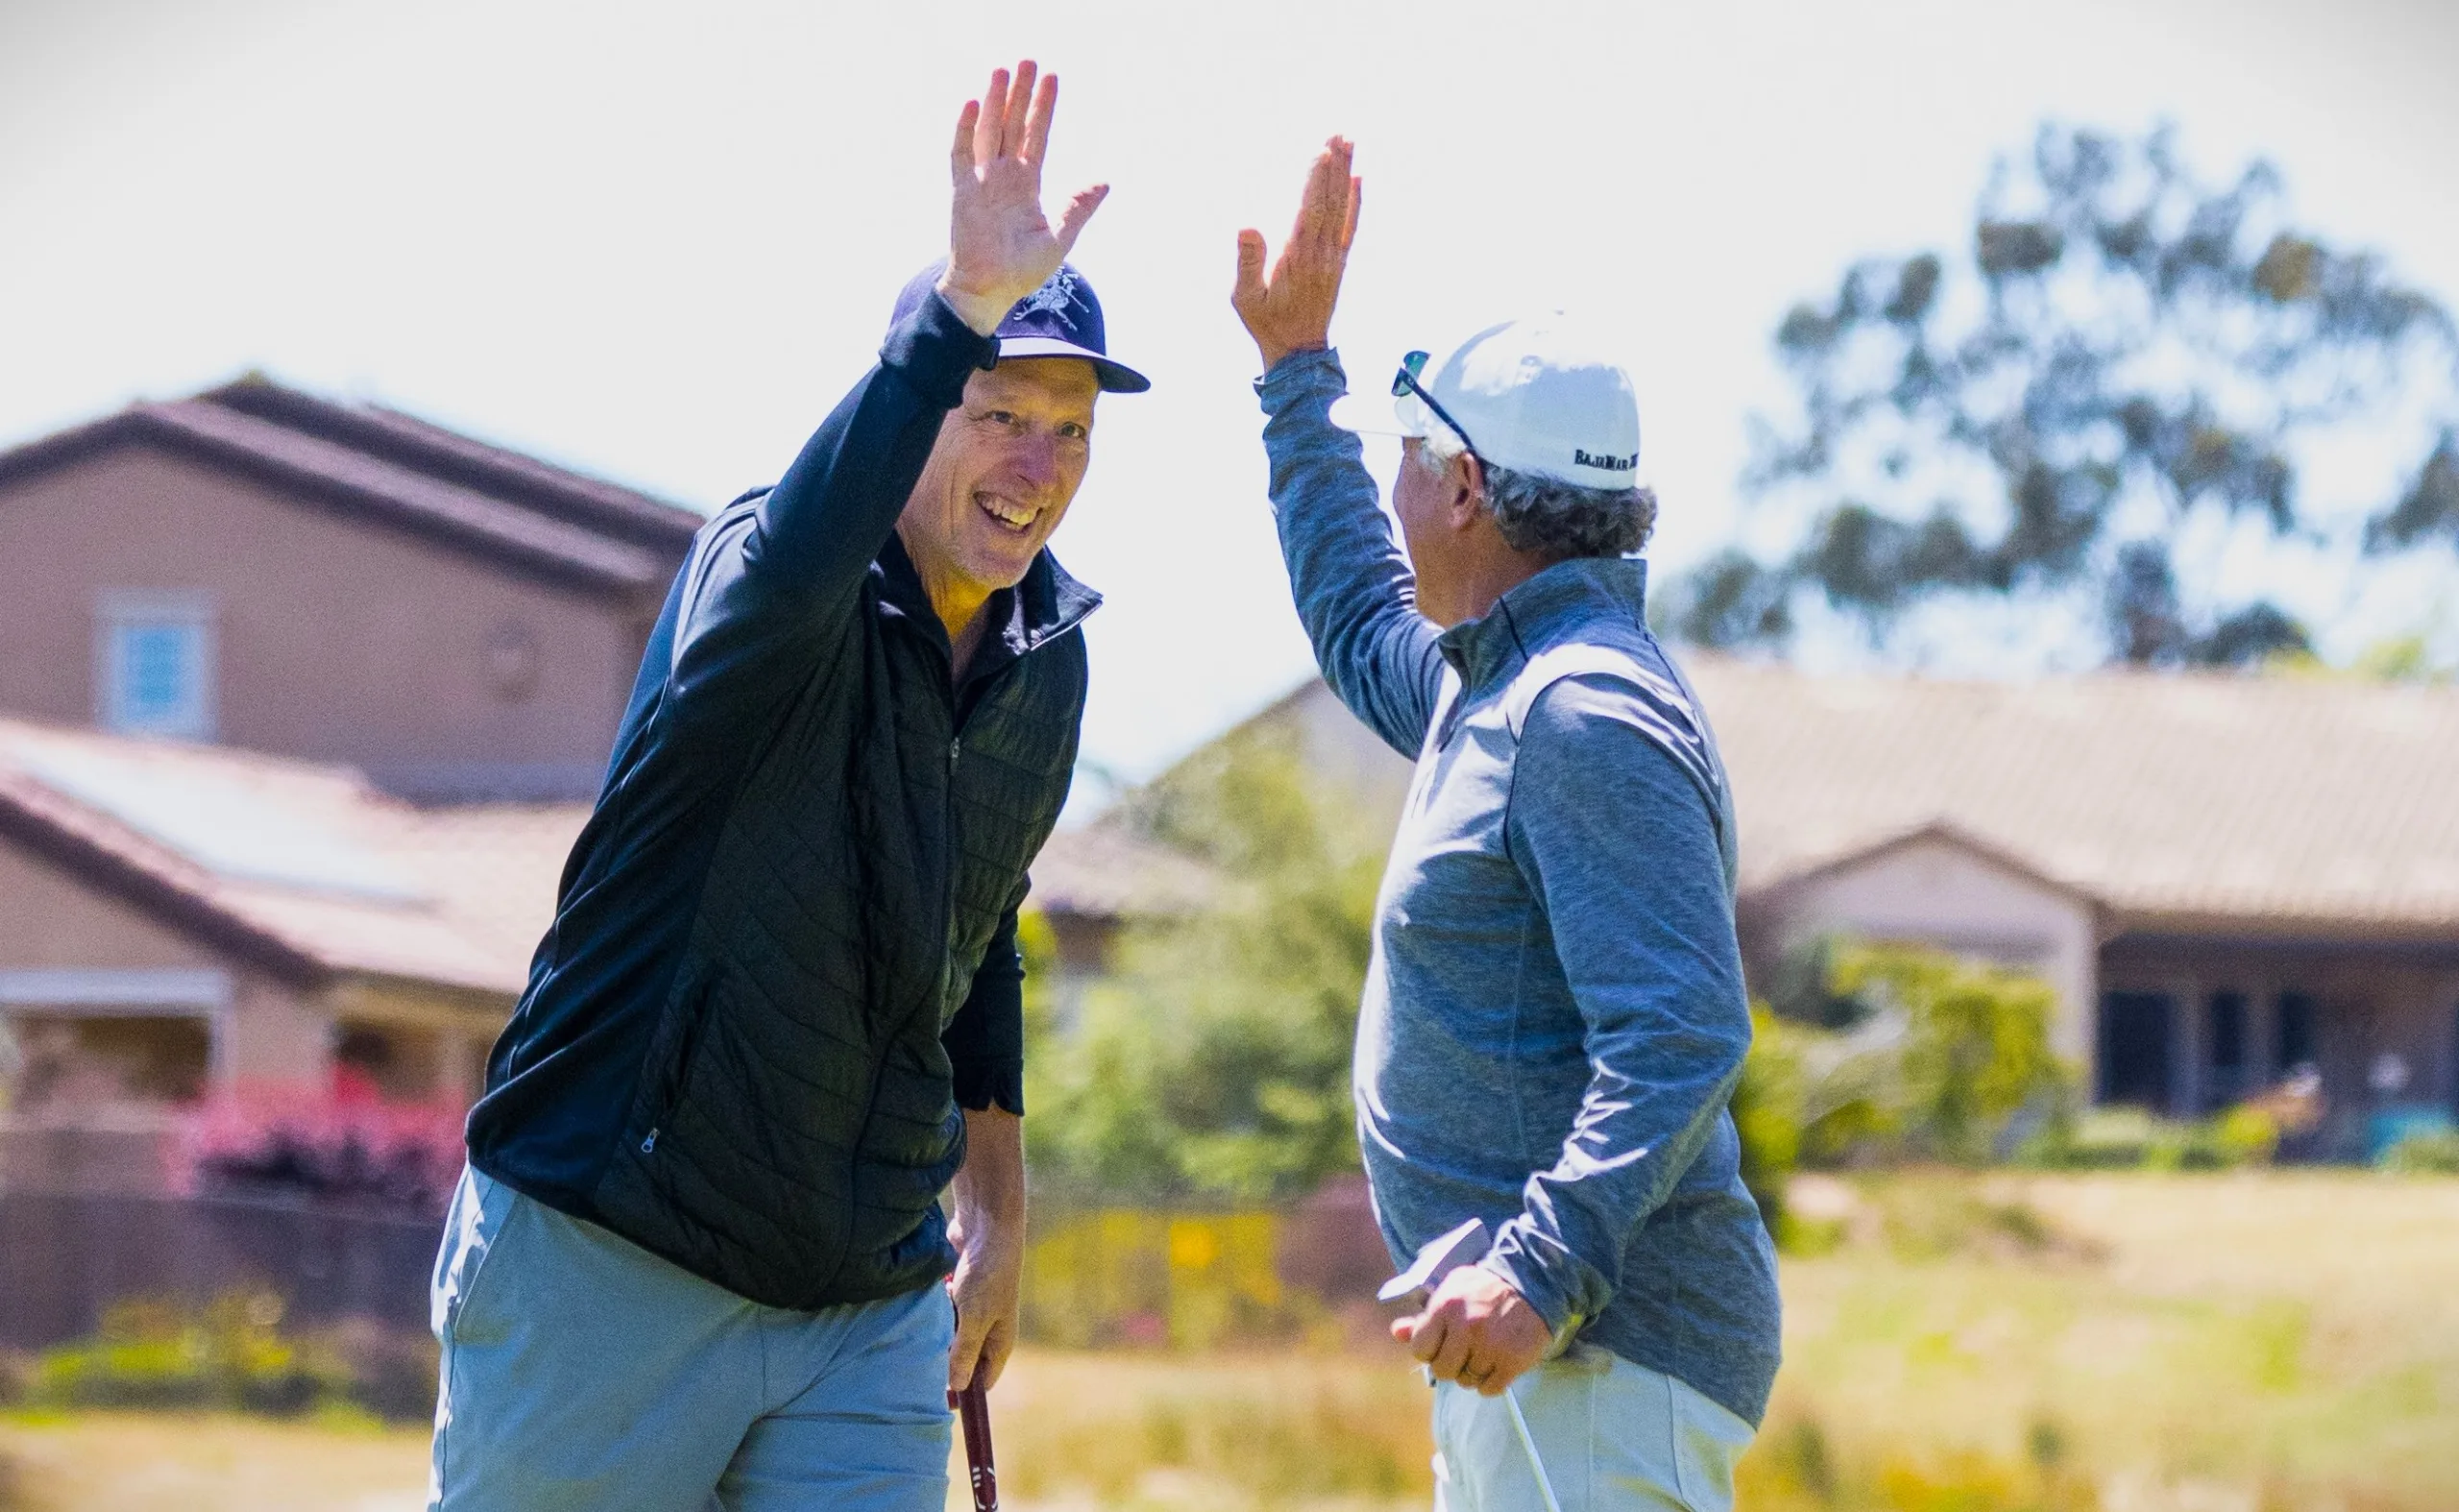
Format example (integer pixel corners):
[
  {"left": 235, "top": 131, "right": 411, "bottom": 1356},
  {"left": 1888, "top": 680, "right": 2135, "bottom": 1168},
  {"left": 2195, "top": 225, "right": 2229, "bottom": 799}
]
[
  {"left": 2, "top": 1172, "right": 2452, "bottom": 1512},
  {"left": 1745, "top": 1172, "right": 2459, "bottom": 1509}
]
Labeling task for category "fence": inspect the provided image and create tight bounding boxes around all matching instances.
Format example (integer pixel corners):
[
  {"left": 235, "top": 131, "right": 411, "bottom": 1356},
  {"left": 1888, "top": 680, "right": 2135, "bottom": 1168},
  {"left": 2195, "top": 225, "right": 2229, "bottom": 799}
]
[
  {"left": 0, "top": 1190, "right": 437, "bottom": 1351},
  {"left": 0, "top": 1169, "right": 1399, "bottom": 1355}
]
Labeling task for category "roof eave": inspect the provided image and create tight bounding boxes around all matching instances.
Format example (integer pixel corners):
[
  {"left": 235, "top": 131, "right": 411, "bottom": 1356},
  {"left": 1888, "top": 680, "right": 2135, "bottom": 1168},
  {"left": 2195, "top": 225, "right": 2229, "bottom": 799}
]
[
  {"left": 0, "top": 790, "right": 331, "bottom": 989},
  {"left": 0, "top": 406, "right": 671, "bottom": 601},
  {"left": 2103, "top": 911, "right": 2459, "bottom": 952}
]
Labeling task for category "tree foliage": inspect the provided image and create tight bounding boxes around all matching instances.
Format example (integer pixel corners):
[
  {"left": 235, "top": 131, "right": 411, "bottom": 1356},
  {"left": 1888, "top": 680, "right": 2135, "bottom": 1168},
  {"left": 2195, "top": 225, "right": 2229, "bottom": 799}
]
[
  {"left": 1668, "top": 123, "right": 2459, "bottom": 668},
  {"left": 1024, "top": 725, "right": 1382, "bottom": 1204}
]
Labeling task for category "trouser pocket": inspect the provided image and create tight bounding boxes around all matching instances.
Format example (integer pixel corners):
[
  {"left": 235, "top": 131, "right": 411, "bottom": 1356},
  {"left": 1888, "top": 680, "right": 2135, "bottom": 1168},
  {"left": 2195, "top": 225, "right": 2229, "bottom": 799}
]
[
  {"left": 430, "top": 1165, "right": 521, "bottom": 1344},
  {"left": 1667, "top": 1375, "right": 1753, "bottom": 1512}
]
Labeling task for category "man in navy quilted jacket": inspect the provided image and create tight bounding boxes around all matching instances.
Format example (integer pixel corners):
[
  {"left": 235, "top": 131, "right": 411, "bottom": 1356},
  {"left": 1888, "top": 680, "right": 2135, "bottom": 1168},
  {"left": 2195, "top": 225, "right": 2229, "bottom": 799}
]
[{"left": 430, "top": 61, "right": 1145, "bottom": 1511}]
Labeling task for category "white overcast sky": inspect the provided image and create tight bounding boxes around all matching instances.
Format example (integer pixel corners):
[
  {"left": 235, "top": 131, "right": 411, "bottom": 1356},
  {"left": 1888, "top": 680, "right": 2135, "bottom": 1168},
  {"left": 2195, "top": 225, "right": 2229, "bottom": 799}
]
[{"left": 5, "top": 0, "right": 2456, "bottom": 795}]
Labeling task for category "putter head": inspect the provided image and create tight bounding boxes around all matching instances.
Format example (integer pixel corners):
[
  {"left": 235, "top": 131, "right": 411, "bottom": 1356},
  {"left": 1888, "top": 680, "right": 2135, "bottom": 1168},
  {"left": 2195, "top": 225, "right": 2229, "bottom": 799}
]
[{"left": 1377, "top": 1217, "right": 1491, "bottom": 1304}]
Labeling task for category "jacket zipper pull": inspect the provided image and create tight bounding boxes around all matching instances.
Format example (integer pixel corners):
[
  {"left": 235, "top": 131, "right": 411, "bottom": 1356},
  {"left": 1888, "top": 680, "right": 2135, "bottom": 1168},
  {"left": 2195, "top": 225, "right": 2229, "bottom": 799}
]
[
  {"left": 949, "top": 737, "right": 962, "bottom": 765},
  {"left": 641, "top": 1128, "right": 660, "bottom": 1154}
]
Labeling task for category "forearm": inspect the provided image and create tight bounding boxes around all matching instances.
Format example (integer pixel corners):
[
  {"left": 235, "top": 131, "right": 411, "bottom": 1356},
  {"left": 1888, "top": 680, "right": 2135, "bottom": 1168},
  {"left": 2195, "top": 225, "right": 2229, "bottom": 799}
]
[
  {"left": 1485, "top": 678, "right": 1752, "bottom": 1330},
  {"left": 952, "top": 1107, "right": 1027, "bottom": 1237},
  {"left": 1486, "top": 1006, "right": 1748, "bottom": 1331},
  {"left": 1256, "top": 349, "right": 1444, "bottom": 755}
]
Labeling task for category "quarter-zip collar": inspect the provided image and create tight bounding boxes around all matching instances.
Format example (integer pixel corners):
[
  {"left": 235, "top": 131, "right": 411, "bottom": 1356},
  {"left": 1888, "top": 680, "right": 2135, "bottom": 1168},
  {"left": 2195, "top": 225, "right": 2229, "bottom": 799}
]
[
  {"left": 1436, "top": 555, "right": 1651, "bottom": 695},
  {"left": 872, "top": 534, "right": 1103, "bottom": 695}
]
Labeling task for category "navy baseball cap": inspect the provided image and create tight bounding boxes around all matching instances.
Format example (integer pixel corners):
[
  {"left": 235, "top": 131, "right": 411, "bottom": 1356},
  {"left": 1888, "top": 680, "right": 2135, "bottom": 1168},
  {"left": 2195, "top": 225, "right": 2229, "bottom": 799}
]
[{"left": 889, "top": 260, "right": 1150, "bottom": 394}]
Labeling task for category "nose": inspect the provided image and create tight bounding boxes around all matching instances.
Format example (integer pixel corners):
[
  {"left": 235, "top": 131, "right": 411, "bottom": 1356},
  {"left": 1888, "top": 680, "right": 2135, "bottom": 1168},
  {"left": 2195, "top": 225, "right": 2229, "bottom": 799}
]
[{"left": 1006, "top": 433, "right": 1061, "bottom": 492}]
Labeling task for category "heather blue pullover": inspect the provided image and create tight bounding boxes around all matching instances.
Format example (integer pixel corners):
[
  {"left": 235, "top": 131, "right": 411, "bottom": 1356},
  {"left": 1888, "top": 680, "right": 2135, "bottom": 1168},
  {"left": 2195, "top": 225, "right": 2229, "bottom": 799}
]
[{"left": 1258, "top": 349, "right": 1781, "bottom": 1427}]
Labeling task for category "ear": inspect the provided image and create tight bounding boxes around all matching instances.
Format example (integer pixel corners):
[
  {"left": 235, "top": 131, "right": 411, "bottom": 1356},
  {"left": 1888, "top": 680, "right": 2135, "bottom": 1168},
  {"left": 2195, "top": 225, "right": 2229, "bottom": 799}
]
[{"left": 1446, "top": 451, "right": 1486, "bottom": 531}]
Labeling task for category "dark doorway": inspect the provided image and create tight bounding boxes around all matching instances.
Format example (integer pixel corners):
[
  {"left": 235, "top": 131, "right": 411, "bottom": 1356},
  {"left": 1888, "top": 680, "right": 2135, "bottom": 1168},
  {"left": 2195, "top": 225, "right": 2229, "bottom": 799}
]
[
  {"left": 2206, "top": 990, "right": 2249, "bottom": 1109},
  {"left": 2276, "top": 991, "right": 2319, "bottom": 1076},
  {"left": 2100, "top": 991, "right": 2174, "bottom": 1110}
]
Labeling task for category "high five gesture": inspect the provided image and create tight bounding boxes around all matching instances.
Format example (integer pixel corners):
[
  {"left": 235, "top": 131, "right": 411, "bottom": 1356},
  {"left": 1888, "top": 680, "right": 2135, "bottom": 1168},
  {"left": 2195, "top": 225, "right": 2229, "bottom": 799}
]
[
  {"left": 1233, "top": 136, "right": 1361, "bottom": 372},
  {"left": 941, "top": 61, "right": 1109, "bottom": 334}
]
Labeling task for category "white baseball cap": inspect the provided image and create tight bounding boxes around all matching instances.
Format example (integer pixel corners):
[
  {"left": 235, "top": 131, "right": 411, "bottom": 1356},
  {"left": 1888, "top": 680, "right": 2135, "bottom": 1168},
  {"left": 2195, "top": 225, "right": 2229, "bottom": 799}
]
[{"left": 1329, "top": 315, "right": 1643, "bottom": 491}]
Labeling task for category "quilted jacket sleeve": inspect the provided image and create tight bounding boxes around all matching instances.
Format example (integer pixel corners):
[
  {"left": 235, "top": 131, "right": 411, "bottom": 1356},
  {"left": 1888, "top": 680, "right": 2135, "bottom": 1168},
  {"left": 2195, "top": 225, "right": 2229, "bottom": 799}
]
[{"left": 666, "top": 292, "right": 996, "bottom": 728}]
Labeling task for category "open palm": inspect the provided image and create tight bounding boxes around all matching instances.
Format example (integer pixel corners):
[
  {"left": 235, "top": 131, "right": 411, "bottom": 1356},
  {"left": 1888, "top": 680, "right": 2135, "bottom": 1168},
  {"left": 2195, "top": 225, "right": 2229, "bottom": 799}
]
[
  {"left": 1233, "top": 137, "right": 1362, "bottom": 372},
  {"left": 941, "top": 61, "right": 1109, "bottom": 335}
]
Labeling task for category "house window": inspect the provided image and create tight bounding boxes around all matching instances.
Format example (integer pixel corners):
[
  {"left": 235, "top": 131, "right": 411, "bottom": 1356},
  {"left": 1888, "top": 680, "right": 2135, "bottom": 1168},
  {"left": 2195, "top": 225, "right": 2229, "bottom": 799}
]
[
  {"left": 2276, "top": 991, "right": 2319, "bottom": 1076},
  {"left": 96, "top": 592, "right": 215, "bottom": 739},
  {"left": 2099, "top": 991, "right": 2174, "bottom": 1110}
]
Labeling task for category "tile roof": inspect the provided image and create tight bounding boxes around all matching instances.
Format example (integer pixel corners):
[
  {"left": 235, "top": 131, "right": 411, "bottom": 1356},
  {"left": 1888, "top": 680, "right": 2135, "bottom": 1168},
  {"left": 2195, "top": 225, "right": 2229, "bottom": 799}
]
[
  {"left": 0, "top": 718, "right": 584, "bottom": 996},
  {"left": 0, "top": 378, "right": 701, "bottom": 596},
  {"left": 197, "top": 378, "right": 704, "bottom": 552},
  {"left": 0, "top": 719, "right": 1205, "bottom": 1000},
  {"left": 1681, "top": 658, "right": 2459, "bottom": 936}
]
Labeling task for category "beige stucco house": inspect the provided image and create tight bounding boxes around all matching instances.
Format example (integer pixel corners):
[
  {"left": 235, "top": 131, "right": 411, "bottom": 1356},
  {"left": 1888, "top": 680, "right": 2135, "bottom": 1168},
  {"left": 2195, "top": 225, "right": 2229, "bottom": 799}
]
[
  {"left": 1237, "top": 662, "right": 2459, "bottom": 1140},
  {"left": 0, "top": 376, "right": 702, "bottom": 802},
  {"left": 0, "top": 381, "right": 1191, "bottom": 1192}
]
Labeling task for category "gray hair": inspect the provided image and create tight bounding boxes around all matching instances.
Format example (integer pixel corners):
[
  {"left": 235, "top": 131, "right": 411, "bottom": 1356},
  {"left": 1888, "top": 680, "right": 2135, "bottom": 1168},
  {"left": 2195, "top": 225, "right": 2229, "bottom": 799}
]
[{"left": 1416, "top": 429, "right": 1657, "bottom": 558}]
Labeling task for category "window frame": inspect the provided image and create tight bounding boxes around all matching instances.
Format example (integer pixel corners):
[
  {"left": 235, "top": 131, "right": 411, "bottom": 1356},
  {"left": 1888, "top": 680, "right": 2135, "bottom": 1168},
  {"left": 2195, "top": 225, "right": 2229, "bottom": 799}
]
[{"left": 94, "top": 589, "right": 218, "bottom": 740}]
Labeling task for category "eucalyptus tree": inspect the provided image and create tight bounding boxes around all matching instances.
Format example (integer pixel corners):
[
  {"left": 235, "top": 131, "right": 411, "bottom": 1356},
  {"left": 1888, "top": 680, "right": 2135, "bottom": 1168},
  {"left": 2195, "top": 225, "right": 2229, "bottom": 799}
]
[{"left": 1670, "top": 124, "right": 2459, "bottom": 668}]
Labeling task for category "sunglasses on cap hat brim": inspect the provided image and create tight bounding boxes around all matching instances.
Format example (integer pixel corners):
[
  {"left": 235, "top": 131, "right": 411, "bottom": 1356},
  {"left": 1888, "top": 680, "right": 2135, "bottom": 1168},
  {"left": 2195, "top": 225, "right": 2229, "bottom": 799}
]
[
  {"left": 1328, "top": 350, "right": 1484, "bottom": 458},
  {"left": 1391, "top": 351, "right": 1482, "bottom": 460}
]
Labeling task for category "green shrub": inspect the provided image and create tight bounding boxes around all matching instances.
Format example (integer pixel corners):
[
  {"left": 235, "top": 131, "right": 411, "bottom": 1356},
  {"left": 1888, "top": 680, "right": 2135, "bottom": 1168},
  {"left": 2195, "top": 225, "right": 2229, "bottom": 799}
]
[
  {"left": 2211, "top": 1105, "right": 2281, "bottom": 1166},
  {"left": 1765, "top": 941, "right": 2075, "bottom": 1170},
  {"left": 26, "top": 1291, "right": 437, "bottom": 1423},
  {"left": 2028, "top": 1105, "right": 2280, "bottom": 1171},
  {"left": 1733, "top": 1009, "right": 1804, "bottom": 1232},
  {"left": 1830, "top": 944, "right": 2069, "bottom": 1165},
  {"left": 1028, "top": 728, "right": 1380, "bottom": 1204},
  {"left": 2377, "top": 1128, "right": 2459, "bottom": 1174},
  {"left": 31, "top": 1292, "right": 331, "bottom": 1416}
]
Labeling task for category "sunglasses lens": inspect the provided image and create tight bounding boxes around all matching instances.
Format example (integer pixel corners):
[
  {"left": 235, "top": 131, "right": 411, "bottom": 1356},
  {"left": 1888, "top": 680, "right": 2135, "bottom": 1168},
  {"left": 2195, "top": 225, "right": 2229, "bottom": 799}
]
[{"left": 1390, "top": 350, "right": 1430, "bottom": 399}]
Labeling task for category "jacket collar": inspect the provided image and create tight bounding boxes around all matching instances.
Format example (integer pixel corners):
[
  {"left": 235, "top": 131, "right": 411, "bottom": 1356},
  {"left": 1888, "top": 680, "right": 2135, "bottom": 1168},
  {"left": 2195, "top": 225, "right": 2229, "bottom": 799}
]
[
  {"left": 872, "top": 532, "right": 1102, "bottom": 671},
  {"left": 1436, "top": 555, "right": 1650, "bottom": 692}
]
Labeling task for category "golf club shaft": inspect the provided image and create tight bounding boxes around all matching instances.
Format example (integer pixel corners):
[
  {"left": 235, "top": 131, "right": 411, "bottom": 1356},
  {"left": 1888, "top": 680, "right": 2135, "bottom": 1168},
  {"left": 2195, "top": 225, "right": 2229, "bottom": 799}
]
[{"left": 1502, "top": 1382, "right": 1564, "bottom": 1512}]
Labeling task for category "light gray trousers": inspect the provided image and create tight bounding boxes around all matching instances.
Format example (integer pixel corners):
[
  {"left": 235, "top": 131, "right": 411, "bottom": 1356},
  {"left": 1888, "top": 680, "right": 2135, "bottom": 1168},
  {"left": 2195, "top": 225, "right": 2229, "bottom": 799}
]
[
  {"left": 1430, "top": 1345, "right": 1755, "bottom": 1512},
  {"left": 427, "top": 1165, "right": 954, "bottom": 1512}
]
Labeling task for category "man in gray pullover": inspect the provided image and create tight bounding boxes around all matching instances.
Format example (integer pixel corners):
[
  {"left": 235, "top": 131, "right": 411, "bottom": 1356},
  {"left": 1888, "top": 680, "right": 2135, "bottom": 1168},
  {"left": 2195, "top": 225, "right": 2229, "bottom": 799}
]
[{"left": 1231, "top": 141, "right": 1780, "bottom": 1512}]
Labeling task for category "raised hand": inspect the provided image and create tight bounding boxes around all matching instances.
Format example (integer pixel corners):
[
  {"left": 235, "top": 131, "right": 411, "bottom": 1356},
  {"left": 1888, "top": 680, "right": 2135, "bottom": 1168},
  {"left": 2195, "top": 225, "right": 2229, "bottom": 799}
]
[
  {"left": 1232, "top": 137, "right": 1362, "bottom": 373},
  {"left": 941, "top": 61, "right": 1109, "bottom": 336}
]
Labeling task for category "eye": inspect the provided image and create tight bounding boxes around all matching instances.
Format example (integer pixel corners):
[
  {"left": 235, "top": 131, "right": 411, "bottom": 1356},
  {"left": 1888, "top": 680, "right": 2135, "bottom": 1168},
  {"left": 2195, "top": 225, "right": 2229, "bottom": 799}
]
[
  {"left": 979, "top": 408, "right": 1021, "bottom": 428},
  {"left": 1058, "top": 422, "right": 1090, "bottom": 442}
]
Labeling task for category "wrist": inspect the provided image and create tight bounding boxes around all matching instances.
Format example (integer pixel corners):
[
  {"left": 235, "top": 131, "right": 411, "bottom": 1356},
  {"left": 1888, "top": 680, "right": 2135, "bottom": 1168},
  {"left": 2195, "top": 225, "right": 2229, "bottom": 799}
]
[
  {"left": 1255, "top": 336, "right": 1328, "bottom": 376},
  {"left": 1478, "top": 1254, "right": 1570, "bottom": 1337},
  {"left": 957, "top": 1223, "right": 1023, "bottom": 1271},
  {"left": 937, "top": 273, "right": 1013, "bottom": 337}
]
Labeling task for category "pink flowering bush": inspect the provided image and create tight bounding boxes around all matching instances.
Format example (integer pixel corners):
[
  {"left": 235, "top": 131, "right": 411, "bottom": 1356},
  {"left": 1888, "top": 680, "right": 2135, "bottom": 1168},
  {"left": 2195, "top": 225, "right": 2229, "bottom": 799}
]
[{"left": 176, "top": 1078, "right": 464, "bottom": 1213}]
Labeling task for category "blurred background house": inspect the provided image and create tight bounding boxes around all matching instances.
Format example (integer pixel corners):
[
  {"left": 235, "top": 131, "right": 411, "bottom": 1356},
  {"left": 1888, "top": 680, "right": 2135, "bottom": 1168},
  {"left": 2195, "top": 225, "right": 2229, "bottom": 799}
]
[
  {"left": 0, "top": 375, "right": 700, "bottom": 803},
  {"left": 1228, "top": 667, "right": 2459, "bottom": 1151},
  {"left": 0, "top": 380, "right": 1191, "bottom": 1206}
]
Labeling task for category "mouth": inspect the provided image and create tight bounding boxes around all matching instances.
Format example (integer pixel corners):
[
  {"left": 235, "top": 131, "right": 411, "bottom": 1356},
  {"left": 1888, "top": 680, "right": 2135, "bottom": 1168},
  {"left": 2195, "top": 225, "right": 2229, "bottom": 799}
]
[{"left": 974, "top": 491, "right": 1040, "bottom": 536}]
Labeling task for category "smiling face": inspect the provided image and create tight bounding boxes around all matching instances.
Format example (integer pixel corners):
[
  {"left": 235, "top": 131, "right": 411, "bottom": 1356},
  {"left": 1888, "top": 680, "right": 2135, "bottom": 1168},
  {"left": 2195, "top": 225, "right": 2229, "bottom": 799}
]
[{"left": 898, "top": 357, "right": 1101, "bottom": 608}]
